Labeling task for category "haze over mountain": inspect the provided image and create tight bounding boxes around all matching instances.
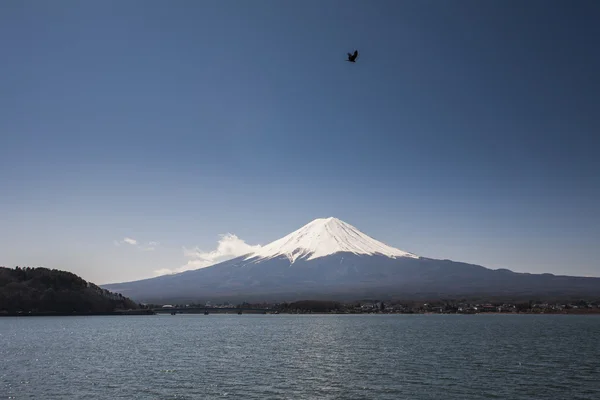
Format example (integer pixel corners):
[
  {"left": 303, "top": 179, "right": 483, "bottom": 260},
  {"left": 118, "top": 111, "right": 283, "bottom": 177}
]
[{"left": 103, "top": 218, "right": 600, "bottom": 303}]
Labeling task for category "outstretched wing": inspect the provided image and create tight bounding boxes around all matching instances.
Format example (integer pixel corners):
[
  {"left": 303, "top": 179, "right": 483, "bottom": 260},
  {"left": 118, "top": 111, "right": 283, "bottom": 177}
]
[{"left": 346, "top": 49, "right": 359, "bottom": 61}]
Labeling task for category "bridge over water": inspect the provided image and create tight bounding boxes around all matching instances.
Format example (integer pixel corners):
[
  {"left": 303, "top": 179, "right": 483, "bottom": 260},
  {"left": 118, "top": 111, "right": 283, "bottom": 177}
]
[{"left": 152, "top": 307, "right": 271, "bottom": 315}]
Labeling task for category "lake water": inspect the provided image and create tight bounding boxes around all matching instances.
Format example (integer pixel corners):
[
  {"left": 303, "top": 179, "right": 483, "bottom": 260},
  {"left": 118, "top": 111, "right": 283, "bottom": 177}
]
[{"left": 1, "top": 314, "right": 599, "bottom": 399}]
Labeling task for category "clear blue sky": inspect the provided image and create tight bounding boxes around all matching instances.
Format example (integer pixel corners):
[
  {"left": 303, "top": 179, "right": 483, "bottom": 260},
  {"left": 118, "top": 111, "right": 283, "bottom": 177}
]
[{"left": 1, "top": 0, "right": 599, "bottom": 284}]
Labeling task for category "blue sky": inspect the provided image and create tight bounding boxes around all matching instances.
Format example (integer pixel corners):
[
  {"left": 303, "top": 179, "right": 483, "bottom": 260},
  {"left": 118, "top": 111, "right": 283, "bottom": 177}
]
[{"left": 1, "top": 1, "right": 599, "bottom": 284}]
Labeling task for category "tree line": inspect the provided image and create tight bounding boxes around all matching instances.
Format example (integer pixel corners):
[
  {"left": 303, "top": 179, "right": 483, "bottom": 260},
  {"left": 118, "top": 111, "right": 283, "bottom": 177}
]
[{"left": 0, "top": 266, "right": 138, "bottom": 314}]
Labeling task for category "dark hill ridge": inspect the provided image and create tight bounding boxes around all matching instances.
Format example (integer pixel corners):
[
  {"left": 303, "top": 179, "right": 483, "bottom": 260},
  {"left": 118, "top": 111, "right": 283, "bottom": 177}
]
[{"left": 0, "top": 266, "right": 139, "bottom": 314}]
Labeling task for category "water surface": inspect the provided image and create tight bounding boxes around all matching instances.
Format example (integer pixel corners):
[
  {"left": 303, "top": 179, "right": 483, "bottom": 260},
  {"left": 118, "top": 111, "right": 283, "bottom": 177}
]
[{"left": 1, "top": 314, "right": 599, "bottom": 399}]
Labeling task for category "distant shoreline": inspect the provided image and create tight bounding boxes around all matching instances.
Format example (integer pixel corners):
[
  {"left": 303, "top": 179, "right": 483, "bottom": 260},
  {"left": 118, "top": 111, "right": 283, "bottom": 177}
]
[
  {"left": 0, "top": 310, "right": 155, "bottom": 317},
  {"left": 272, "top": 310, "right": 600, "bottom": 316},
  {"left": 2, "top": 312, "right": 599, "bottom": 317},
  {"left": 2, "top": 309, "right": 599, "bottom": 317}
]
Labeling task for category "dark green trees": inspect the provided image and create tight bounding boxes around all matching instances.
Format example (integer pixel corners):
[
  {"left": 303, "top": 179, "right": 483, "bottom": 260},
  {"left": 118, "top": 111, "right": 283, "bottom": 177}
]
[{"left": 0, "top": 266, "right": 138, "bottom": 314}]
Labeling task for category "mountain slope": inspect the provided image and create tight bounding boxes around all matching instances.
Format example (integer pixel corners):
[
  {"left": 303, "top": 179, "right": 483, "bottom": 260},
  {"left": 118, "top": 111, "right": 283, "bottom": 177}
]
[{"left": 102, "top": 218, "right": 600, "bottom": 303}]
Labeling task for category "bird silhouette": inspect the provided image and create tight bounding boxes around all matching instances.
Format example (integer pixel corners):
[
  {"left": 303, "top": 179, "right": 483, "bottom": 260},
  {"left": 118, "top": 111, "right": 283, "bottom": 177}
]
[{"left": 346, "top": 50, "right": 358, "bottom": 62}]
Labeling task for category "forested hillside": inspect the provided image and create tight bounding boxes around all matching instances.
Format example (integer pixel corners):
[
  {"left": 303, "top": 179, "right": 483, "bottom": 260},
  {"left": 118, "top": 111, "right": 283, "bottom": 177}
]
[{"left": 0, "top": 266, "right": 138, "bottom": 314}]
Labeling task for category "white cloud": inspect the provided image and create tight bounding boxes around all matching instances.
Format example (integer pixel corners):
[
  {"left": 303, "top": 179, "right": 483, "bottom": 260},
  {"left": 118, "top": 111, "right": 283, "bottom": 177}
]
[
  {"left": 153, "top": 233, "right": 261, "bottom": 276},
  {"left": 123, "top": 237, "right": 138, "bottom": 245},
  {"left": 141, "top": 241, "right": 160, "bottom": 251},
  {"left": 153, "top": 268, "right": 175, "bottom": 276},
  {"left": 115, "top": 237, "right": 159, "bottom": 251}
]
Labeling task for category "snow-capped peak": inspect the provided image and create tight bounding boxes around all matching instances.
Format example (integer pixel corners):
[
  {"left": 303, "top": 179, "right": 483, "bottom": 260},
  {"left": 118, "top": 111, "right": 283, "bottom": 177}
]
[{"left": 246, "top": 217, "right": 418, "bottom": 264}]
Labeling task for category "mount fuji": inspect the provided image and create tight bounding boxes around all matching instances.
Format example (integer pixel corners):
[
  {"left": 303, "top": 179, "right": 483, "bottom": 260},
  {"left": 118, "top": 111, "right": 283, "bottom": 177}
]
[
  {"left": 103, "top": 217, "right": 600, "bottom": 303},
  {"left": 248, "top": 217, "right": 418, "bottom": 264}
]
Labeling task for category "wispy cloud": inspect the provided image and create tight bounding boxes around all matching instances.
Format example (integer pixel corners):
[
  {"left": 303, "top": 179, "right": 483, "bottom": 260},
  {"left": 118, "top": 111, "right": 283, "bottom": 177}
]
[
  {"left": 123, "top": 237, "right": 138, "bottom": 245},
  {"left": 153, "top": 268, "right": 175, "bottom": 276},
  {"left": 153, "top": 233, "right": 260, "bottom": 276},
  {"left": 115, "top": 237, "right": 159, "bottom": 251},
  {"left": 141, "top": 241, "right": 160, "bottom": 251}
]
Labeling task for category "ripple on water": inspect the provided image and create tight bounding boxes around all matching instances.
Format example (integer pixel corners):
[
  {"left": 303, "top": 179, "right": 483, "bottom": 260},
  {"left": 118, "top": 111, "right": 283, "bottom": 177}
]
[{"left": 1, "top": 314, "right": 599, "bottom": 399}]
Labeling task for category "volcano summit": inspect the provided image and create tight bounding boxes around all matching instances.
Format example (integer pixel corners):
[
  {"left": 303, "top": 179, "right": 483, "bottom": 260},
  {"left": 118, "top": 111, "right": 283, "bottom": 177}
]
[
  {"left": 103, "top": 217, "right": 600, "bottom": 303},
  {"left": 247, "top": 217, "right": 418, "bottom": 263}
]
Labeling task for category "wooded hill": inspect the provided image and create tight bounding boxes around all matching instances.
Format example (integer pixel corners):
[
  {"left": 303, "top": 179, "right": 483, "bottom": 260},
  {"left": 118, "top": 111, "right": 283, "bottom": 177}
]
[{"left": 0, "top": 266, "right": 138, "bottom": 314}]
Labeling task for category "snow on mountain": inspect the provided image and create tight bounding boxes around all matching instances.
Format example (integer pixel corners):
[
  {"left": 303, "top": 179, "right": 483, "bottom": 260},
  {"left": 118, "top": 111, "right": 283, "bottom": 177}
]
[{"left": 246, "top": 217, "right": 418, "bottom": 264}]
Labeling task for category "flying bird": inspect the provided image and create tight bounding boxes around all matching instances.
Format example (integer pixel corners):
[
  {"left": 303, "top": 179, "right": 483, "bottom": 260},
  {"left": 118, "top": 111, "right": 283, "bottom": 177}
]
[{"left": 346, "top": 50, "right": 358, "bottom": 62}]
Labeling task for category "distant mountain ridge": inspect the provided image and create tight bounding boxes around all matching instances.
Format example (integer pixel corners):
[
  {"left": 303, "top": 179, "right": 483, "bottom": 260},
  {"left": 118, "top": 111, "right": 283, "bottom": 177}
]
[{"left": 103, "top": 218, "right": 600, "bottom": 303}]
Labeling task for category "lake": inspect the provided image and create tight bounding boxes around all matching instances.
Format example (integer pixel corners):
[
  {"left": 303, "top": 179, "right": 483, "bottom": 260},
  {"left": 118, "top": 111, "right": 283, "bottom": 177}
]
[{"left": 1, "top": 314, "right": 599, "bottom": 399}]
